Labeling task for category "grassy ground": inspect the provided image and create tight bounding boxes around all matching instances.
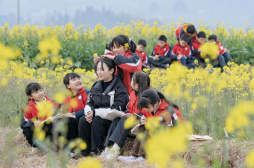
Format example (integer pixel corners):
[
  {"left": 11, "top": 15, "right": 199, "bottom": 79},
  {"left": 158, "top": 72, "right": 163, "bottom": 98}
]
[{"left": 0, "top": 127, "right": 253, "bottom": 168}]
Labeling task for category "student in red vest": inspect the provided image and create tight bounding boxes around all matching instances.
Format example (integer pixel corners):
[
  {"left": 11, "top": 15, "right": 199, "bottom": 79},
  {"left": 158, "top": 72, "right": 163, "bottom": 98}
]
[
  {"left": 103, "top": 35, "right": 142, "bottom": 95},
  {"left": 103, "top": 72, "right": 151, "bottom": 160},
  {"left": 191, "top": 31, "right": 207, "bottom": 67},
  {"left": 175, "top": 23, "right": 197, "bottom": 42},
  {"left": 118, "top": 89, "right": 183, "bottom": 163},
  {"left": 21, "top": 83, "right": 59, "bottom": 147},
  {"left": 148, "top": 35, "right": 171, "bottom": 69},
  {"left": 135, "top": 39, "right": 150, "bottom": 70},
  {"left": 208, "top": 34, "right": 231, "bottom": 65},
  {"left": 171, "top": 34, "right": 193, "bottom": 68},
  {"left": 63, "top": 73, "right": 89, "bottom": 120}
]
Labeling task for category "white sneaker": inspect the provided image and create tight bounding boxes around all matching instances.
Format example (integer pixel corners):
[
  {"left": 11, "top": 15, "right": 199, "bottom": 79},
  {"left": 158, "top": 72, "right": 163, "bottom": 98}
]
[
  {"left": 106, "top": 147, "right": 120, "bottom": 160},
  {"left": 100, "top": 148, "right": 109, "bottom": 157},
  {"left": 136, "top": 156, "right": 145, "bottom": 162},
  {"left": 118, "top": 155, "right": 137, "bottom": 163}
]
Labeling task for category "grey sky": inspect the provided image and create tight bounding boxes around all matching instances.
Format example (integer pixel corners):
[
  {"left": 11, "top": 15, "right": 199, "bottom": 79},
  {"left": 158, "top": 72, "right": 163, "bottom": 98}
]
[{"left": 0, "top": 0, "right": 253, "bottom": 28}]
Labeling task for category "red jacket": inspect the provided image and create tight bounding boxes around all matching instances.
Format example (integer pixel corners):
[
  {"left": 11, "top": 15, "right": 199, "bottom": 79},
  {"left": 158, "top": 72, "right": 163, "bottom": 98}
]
[
  {"left": 175, "top": 23, "right": 197, "bottom": 42},
  {"left": 126, "top": 91, "right": 142, "bottom": 115},
  {"left": 63, "top": 88, "right": 88, "bottom": 113},
  {"left": 23, "top": 95, "right": 59, "bottom": 121},
  {"left": 191, "top": 40, "right": 201, "bottom": 57},
  {"left": 114, "top": 50, "right": 142, "bottom": 95},
  {"left": 216, "top": 41, "right": 226, "bottom": 55},
  {"left": 135, "top": 50, "right": 148, "bottom": 65},
  {"left": 171, "top": 42, "right": 191, "bottom": 57},
  {"left": 152, "top": 43, "right": 170, "bottom": 56}
]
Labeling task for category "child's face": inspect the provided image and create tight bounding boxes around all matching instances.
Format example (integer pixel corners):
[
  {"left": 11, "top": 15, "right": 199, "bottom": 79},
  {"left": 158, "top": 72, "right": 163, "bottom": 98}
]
[
  {"left": 136, "top": 44, "right": 145, "bottom": 52},
  {"left": 97, "top": 62, "right": 114, "bottom": 82},
  {"left": 179, "top": 40, "right": 188, "bottom": 47},
  {"left": 144, "top": 102, "right": 159, "bottom": 113},
  {"left": 67, "top": 77, "right": 83, "bottom": 92},
  {"left": 29, "top": 89, "right": 45, "bottom": 102},
  {"left": 113, "top": 43, "right": 127, "bottom": 55},
  {"left": 197, "top": 37, "right": 206, "bottom": 45},
  {"left": 158, "top": 40, "right": 166, "bottom": 48},
  {"left": 131, "top": 77, "right": 138, "bottom": 91},
  {"left": 208, "top": 39, "right": 216, "bottom": 43}
]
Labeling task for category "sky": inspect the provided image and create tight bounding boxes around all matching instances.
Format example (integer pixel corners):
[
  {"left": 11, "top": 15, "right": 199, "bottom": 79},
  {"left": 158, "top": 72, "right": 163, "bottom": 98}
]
[{"left": 0, "top": 0, "right": 254, "bottom": 28}]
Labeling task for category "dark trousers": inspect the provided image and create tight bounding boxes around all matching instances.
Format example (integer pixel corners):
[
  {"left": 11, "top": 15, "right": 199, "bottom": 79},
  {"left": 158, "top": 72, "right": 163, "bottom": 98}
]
[
  {"left": 104, "top": 117, "right": 131, "bottom": 148},
  {"left": 211, "top": 55, "right": 226, "bottom": 72},
  {"left": 193, "top": 56, "right": 206, "bottom": 68},
  {"left": 222, "top": 51, "right": 231, "bottom": 65},
  {"left": 131, "top": 125, "right": 146, "bottom": 158},
  {"left": 148, "top": 56, "right": 171, "bottom": 68},
  {"left": 78, "top": 116, "right": 112, "bottom": 155},
  {"left": 22, "top": 117, "right": 79, "bottom": 147}
]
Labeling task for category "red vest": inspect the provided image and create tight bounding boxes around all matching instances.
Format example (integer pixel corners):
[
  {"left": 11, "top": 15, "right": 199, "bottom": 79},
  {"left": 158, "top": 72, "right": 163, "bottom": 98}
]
[
  {"left": 126, "top": 91, "right": 142, "bottom": 115},
  {"left": 23, "top": 95, "right": 59, "bottom": 121},
  {"left": 135, "top": 50, "right": 148, "bottom": 65},
  {"left": 153, "top": 43, "right": 170, "bottom": 56}
]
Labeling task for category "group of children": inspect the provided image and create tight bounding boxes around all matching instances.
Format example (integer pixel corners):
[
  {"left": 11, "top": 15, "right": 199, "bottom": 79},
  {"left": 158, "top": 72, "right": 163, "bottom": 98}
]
[
  {"left": 21, "top": 34, "right": 184, "bottom": 163},
  {"left": 119, "top": 23, "right": 231, "bottom": 71}
]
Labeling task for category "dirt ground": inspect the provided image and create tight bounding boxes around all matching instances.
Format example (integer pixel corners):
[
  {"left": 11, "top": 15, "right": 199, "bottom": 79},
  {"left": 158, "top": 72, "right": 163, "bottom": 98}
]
[{"left": 0, "top": 128, "right": 253, "bottom": 168}]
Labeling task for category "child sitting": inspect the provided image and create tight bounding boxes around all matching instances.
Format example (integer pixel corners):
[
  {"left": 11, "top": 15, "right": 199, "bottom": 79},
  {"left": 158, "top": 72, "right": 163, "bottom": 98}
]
[
  {"left": 118, "top": 89, "right": 182, "bottom": 163},
  {"left": 135, "top": 39, "right": 150, "bottom": 69},
  {"left": 148, "top": 35, "right": 171, "bottom": 69},
  {"left": 191, "top": 31, "right": 207, "bottom": 67},
  {"left": 171, "top": 34, "right": 193, "bottom": 68}
]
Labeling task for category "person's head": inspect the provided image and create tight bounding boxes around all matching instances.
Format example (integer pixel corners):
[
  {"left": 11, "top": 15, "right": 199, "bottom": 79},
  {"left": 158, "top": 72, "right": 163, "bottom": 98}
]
[
  {"left": 25, "top": 83, "right": 45, "bottom": 102},
  {"left": 179, "top": 34, "right": 190, "bottom": 47},
  {"left": 105, "top": 42, "right": 113, "bottom": 52},
  {"left": 208, "top": 34, "right": 217, "bottom": 43},
  {"left": 186, "top": 25, "right": 196, "bottom": 37},
  {"left": 63, "top": 73, "right": 83, "bottom": 92},
  {"left": 96, "top": 58, "right": 115, "bottom": 82},
  {"left": 131, "top": 72, "right": 150, "bottom": 96},
  {"left": 197, "top": 31, "right": 206, "bottom": 45},
  {"left": 136, "top": 39, "right": 147, "bottom": 52},
  {"left": 112, "top": 35, "right": 136, "bottom": 54},
  {"left": 158, "top": 35, "right": 167, "bottom": 48},
  {"left": 138, "top": 89, "right": 161, "bottom": 112}
]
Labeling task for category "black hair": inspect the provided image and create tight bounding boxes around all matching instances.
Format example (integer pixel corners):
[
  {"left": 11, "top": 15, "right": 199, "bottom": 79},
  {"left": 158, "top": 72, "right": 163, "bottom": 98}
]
[
  {"left": 208, "top": 34, "right": 217, "bottom": 41},
  {"left": 132, "top": 72, "right": 150, "bottom": 96},
  {"left": 197, "top": 31, "right": 206, "bottom": 38},
  {"left": 138, "top": 39, "right": 147, "bottom": 48},
  {"left": 105, "top": 42, "right": 113, "bottom": 51},
  {"left": 63, "top": 73, "right": 80, "bottom": 88},
  {"left": 111, "top": 35, "right": 136, "bottom": 52},
  {"left": 97, "top": 57, "right": 116, "bottom": 76},
  {"left": 25, "top": 83, "right": 43, "bottom": 96},
  {"left": 186, "top": 25, "right": 196, "bottom": 34},
  {"left": 180, "top": 34, "right": 191, "bottom": 43},
  {"left": 158, "top": 35, "right": 167, "bottom": 42}
]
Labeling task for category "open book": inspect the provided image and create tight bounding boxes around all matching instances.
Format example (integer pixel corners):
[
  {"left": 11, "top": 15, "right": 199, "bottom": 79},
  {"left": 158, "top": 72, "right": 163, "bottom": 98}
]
[
  {"left": 188, "top": 135, "right": 213, "bottom": 141},
  {"left": 42, "top": 113, "right": 74, "bottom": 123},
  {"left": 131, "top": 123, "right": 144, "bottom": 135},
  {"left": 95, "top": 108, "right": 125, "bottom": 121}
]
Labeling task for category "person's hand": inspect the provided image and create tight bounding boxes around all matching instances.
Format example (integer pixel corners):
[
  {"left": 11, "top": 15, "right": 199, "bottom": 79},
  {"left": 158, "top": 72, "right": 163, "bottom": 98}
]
[
  {"left": 140, "top": 116, "right": 147, "bottom": 124},
  {"left": 66, "top": 112, "right": 75, "bottom": 118},
  {"left": 153, "top": 55, "right": 159, "bottom": 61},
  {"left": 101, "top": 55, "right": 115, "bottom": 60},
  {"left": 121, "top": 113, "right": 133, "bottom": 118},
  {"left": 93, "top": 56, "right": 100, "bottom": 64},
  {"left": 85, "top": 111, "right": 93, "bottom": 123},
  {"left": 34, "top": 120, "right": 40, "bottom": 127},
  {"left": 226, "top": 48, "right": 230, "bottom": 53}
]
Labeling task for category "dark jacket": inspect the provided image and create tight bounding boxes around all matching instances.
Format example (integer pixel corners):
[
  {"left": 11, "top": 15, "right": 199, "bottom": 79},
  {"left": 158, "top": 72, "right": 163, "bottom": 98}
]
[{"left": 85, "top": 76, "right": 129, "bottom": 115}]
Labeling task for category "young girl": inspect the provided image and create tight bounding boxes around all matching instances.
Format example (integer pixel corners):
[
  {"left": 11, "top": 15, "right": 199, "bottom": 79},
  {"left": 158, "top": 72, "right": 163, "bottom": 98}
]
[
  {"left": 103, "top": 71, "right": 150, "bottom": 160},
  {"left": 63, "top": 73, "right": 89, "bottom": 119},
  {"left": 103, "top": 35, "right": 142, "bottom": 94},
  {"left": 118, "top": 89, "right": 182, "bottom": 163},
  {"left": 21, "top": 83, "right": 59, "bottom": 146},
  {"left": 78, "top": 58, "right": 129, "bottom": 156}
]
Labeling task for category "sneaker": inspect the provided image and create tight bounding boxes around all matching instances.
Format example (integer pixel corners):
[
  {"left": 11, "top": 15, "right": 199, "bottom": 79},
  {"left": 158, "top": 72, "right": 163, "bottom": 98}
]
[
  {"left": 70, "top": 152, "right": 82, "bottom": 160},
  {"left": 118, "top": 155, "right": 137, "bottom": 163},
  {"left": 136, "top": 156, "right": 145, "bottom": 162},
  {"left": 100, "top": 149, "right": 109, "bottom": 157},
  {"left": 161, "top": 64, "right": 169, "bottom": 69},
  {"left": 106, "top": 147, "right": 120, "bottom": 160}
]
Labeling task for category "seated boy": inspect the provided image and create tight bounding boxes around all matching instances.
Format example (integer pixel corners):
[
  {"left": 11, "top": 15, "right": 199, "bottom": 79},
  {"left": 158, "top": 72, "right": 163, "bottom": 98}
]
[
  {"left": 148, "top": 35, "right": 171, "bottom": 69},
  {"left": 191, "top": 31, "right": 207, "bottom": 67},
  {"left": 208, "top": 34, "right": 231, "bottom": 65},
  {"left": 170, "top": 34, "right": 193, "bottom": 68},
  {"left": 175, "top": 23, "right": 197, "bottom": 42},
  {"left": 135, "top": 39, "right": 149, "bottom": 70}
]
